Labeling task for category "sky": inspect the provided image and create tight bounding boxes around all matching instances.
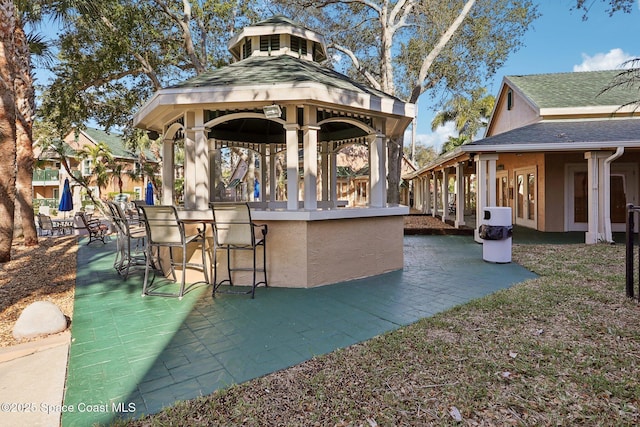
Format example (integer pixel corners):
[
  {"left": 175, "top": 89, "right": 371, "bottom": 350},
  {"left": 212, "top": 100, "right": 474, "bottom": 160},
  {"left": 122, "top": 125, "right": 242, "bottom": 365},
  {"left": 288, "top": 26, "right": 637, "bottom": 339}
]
[{"left": 414, "top": 0, "right": 640, "bottom": 151}]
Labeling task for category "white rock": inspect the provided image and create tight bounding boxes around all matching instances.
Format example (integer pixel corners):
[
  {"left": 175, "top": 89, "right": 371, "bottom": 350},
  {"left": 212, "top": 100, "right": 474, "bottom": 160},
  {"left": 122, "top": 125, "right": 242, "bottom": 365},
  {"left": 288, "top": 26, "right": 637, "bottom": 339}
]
[{"left": 12, "top": 301, "right": 68, "bottom": 340}]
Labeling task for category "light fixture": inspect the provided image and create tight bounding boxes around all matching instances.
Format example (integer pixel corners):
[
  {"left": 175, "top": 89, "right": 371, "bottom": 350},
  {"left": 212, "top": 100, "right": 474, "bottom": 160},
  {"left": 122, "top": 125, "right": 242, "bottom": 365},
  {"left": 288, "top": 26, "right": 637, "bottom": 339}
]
[{"left": 262, "top": 104, "right": 282, "bottom": 119}]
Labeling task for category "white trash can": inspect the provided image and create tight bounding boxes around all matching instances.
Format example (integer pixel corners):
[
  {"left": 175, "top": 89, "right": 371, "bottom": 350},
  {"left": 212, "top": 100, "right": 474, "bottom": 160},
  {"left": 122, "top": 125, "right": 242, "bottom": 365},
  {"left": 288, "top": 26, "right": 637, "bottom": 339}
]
[{"left": 479, "top": 207, "right": 512, "bottom": 263}]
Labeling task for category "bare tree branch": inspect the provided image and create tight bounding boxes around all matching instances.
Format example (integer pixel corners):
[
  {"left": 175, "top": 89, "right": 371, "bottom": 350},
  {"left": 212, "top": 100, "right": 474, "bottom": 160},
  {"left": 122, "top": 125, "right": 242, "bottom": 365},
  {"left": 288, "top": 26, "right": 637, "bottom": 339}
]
[
  {"left": 152, "top": 0, "right": 205, "bottom": 73},
  {"left": 410, "top": 0, "right": 476, "bottom": 103},
  {"left": 330, "top": 43, "right": 381, "bottom": 90}
]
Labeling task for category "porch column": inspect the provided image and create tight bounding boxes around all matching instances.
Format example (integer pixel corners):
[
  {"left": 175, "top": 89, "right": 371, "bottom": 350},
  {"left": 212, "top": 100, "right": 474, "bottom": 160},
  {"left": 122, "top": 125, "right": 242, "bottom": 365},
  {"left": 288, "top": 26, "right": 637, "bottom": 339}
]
[
  {"left": 184, "top": 110, "right": 209, "bottom": 210},
  {"left": 474, "top": 154, "right": 499, "bottom": 242},
  {"left": 455, "top": 162, "right": 466, "bottom": 228},
  {"left": 432, "top": 171, "right": 438, "bottom": 217},
  {"left": 161, "top": 136, "right": 174, "bottom": 205},
  {"left": 369, "top": 133, "right": 387, "bottom": 208},
  {"left": 285, "top": 106, "right": 300, "bottom": 210},
  {"left": 441, "top": 168, "right": 449, "bottom": 223},
  {"left": 424, "top": 175, "right": 431, "bottom": 214},
  {"left": 302, "top": 106, "right": 319, "bottom": 210},
  {"left": 585, "top": 151, "right": 613, "bottom": 244}
]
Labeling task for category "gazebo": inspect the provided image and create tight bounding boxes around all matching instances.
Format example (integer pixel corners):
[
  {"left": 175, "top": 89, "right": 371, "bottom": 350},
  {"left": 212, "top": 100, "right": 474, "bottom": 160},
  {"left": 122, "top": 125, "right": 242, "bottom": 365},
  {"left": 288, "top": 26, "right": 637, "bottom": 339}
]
[{"left": 133, "top": 16, "right": 415, "bottom": 287}]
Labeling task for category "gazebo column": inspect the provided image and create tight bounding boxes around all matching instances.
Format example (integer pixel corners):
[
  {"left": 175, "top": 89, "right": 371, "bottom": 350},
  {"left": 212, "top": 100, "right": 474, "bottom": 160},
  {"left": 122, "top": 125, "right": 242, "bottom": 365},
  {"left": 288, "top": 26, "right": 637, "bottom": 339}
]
[
  {"left": 161, "top": 136, "right": 174, "bottom": 205},
  {"left": 260, "top": 145, "right": 267, "bottom": 203},
  {"left": 269, "top": 143, "right": 277, "bottom": 204},
  {"left": 330, "top": 148, "right": 338, "bottom": 205},
  {"left": 441, "top": 168, "right": 449, "bottom": 223},
  {"left": 368, "top": 133, "right": 386, "bottom": 208},
  {"left": 321, "top": 141, "right": 329, "bottom": 205},
  {"left": 208, "top": 142, "right": 220, "bottom": 202},
  {"left": 302, "top": 106, "right": 319, "bottom": 210},
  {"left": 455, "top": 162, "right": 466, "bottom": 228},
  {"left": 184, "top": 110, "right": 209, "bottom": 210},
  {"left": 285, "top": 106, "right": 300, "bottom": 210}
]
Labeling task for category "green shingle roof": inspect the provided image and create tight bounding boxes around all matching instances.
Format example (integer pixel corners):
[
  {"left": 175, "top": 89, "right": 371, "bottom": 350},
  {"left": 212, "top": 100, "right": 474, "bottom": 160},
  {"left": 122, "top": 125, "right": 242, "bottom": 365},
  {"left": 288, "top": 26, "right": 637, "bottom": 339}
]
[
  {"left": 83, "top": 128, "right": 158, "bottom": 162},
  {"left": 506, "top": 70, "right": 639, "bottom": 109},
  {"left": 168, "top": 54, "right": 401, "bottom": 102}
]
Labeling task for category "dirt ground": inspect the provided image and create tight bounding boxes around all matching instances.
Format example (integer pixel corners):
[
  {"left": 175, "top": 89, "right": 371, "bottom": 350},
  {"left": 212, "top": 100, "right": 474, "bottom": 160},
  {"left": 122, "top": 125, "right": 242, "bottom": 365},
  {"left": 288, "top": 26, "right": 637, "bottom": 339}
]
[
  {"left": 0, "top": 214, "right": 448, "bottom": 348},
  {"left": 0, "top": 235, "right": 77, "bottom": 348}
]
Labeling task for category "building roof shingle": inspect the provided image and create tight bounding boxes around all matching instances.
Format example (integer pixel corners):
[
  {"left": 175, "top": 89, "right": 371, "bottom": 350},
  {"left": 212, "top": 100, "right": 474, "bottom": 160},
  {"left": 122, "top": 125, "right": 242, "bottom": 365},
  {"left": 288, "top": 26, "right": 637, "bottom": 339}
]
[
  {"left": 469, "top": 118, "right": 640, "bottom": 148},
  {"left": 506, "top": 70, "right": 639, "bottom": 109}
]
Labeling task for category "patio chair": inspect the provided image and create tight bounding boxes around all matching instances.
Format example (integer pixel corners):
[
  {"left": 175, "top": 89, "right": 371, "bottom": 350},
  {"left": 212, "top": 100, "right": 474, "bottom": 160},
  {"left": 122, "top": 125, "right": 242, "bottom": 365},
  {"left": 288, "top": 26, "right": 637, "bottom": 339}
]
[
  {"left": 37, "top": 213, "right": 62, "bottom": 236},
  {"left": 210, "top": 202, "right": 268, "bottom": 298},
  {"left": 107, "top": 201, "right": 147, "bottom": 278},
  {"left": 138, "top": 205, "right": 209, "bottom": 299},
  {"left": 75, "top": 211, "right": 108, "bottom": 245}
]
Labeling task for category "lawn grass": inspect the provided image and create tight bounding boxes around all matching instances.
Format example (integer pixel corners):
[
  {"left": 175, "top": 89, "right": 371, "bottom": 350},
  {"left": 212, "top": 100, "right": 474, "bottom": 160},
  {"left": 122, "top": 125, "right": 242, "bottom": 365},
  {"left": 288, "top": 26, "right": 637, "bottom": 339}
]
[{"left": 114, "top": 243, "right": 640, "bottom": 426}]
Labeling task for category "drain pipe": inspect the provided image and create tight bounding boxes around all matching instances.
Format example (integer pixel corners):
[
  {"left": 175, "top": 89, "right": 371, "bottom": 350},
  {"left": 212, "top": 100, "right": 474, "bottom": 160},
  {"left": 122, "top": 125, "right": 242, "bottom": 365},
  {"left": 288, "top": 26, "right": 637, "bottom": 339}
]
[{"left": 604, "top": 146, "right": 625, "bottom": 243}]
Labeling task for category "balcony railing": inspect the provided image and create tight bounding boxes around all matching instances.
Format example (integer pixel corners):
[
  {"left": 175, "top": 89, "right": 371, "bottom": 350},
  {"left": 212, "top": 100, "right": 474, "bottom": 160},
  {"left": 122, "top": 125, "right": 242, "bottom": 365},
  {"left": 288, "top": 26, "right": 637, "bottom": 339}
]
[{"left": 33, "top": 169, "right": 60, "bottom": 184}]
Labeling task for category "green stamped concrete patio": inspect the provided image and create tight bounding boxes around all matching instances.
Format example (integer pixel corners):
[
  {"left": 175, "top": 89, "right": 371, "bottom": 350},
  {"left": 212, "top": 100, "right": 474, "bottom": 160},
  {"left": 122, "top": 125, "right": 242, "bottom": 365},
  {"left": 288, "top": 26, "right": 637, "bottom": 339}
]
[{"left": 62, "top": 234, "right": 537, "bottom": 426}]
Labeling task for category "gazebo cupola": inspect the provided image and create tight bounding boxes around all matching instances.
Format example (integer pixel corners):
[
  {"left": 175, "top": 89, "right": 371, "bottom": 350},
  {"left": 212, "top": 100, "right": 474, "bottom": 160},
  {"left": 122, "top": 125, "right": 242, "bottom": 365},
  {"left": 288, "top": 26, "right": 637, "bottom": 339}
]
[{"left": 228, "top": 15, "right": 328, "bottom": 64}]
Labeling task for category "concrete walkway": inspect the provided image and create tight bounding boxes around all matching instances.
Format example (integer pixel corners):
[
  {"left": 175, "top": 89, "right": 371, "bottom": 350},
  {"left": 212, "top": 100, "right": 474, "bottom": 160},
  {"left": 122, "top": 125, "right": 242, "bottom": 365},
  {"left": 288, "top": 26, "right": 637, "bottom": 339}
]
[{"left": 0, "top": 332, "right": 70, "bottom": 427}]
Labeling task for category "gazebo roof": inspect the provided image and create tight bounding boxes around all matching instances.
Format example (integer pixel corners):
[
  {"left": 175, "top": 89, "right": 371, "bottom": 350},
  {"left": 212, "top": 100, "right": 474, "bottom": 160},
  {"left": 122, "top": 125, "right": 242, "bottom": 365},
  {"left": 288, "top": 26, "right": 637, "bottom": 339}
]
[
  {"left": 134, "top": 54, "right": 414, "bottom": 136},
  {"left": 169, "top": 55, "right": 399, "bottom": 102}
]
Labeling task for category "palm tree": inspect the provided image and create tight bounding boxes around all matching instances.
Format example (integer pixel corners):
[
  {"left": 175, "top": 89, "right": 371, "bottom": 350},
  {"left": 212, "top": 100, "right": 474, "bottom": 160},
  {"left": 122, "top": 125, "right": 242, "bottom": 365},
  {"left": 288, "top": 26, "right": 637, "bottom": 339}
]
[
  {"left": 13, "top": 2, "right": 42, "bottom": 246},
  {"left": 0, "top": 0, "right": 17, "bottom": 262},
  {"left": 439, "top": 135, "right": 470, "bottom": 155},
  {"left": 79, "top": 142, "right": 113, "bottom": 202},
  {"left": 431, "top": 87, "right": 496, "bottom": 144}
]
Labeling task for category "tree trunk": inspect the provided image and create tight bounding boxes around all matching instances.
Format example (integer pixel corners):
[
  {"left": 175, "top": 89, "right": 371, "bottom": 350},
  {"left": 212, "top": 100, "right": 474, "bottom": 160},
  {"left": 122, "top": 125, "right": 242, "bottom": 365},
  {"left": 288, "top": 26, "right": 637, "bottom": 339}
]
[
  {"left": 0, "top": 0, "right": 17, "bottom": 262},
  {"left": 386, "top": 136, "right": 402, "bottom": 205},
  {"left": 14, "top": 24, "right": 37, "bottom": 246}
]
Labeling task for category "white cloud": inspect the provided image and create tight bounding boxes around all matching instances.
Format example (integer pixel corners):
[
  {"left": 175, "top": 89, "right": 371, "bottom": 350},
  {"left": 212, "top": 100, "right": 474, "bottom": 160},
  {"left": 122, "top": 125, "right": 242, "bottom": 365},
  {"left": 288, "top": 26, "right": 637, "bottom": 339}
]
[
  {"left": 573, "top": 48, "right": 635, "bottom": 72},
  {"left": 404, "top": 122, "right": 456, "bottom": 152}
]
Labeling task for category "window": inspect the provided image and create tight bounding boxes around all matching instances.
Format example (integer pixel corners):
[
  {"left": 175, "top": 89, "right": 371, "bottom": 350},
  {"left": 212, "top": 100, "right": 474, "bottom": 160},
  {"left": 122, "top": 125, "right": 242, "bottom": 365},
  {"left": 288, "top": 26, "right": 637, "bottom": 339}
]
[
  {"left": 507, "top": 89, "right": 513, "bottom": 110},
  {"left": 242, "top": 39, "right": 252, "bottom": 59},
  {"left": 291, "top": 36, "right": 307, "bottom": 56},
  {"left": 82, "top": 159, "right": 93, "bottom": 176},
  {"left": 134, "top": 161, "right": 142, "bottom": 175},
  {"left": 515, "top": 167, "right": 536, "bottom": 228},
  {"left": 259, "top": 35, "right": 279, "bottom": 53}
]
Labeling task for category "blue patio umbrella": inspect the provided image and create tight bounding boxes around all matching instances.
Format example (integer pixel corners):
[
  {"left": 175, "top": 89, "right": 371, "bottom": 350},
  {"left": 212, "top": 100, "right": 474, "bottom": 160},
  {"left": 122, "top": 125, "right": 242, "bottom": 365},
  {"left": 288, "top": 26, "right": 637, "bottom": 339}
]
[
  {"left": 145, "top": 181, "right": 154, "bottom": 205},
  {"left": 58, "top": 178, "right": 73, "bottom": 217}
]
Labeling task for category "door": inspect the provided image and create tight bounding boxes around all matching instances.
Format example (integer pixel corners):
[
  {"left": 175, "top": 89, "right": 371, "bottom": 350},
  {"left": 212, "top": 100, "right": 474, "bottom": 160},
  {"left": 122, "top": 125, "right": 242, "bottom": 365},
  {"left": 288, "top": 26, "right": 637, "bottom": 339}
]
[
  {"left": 514, "top": 167, "right": 536, "bottom": 228},
  {"left": 566, "top": 163, "right": 637, "bottom": 232}
]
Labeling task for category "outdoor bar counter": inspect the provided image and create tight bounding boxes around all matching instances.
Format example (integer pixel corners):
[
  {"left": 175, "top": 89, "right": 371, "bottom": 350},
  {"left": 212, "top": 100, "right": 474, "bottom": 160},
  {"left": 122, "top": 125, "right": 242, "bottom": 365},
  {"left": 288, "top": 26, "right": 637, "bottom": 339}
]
[{"left": 176, "top": 205, "right": 408, "bottom": 288}]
